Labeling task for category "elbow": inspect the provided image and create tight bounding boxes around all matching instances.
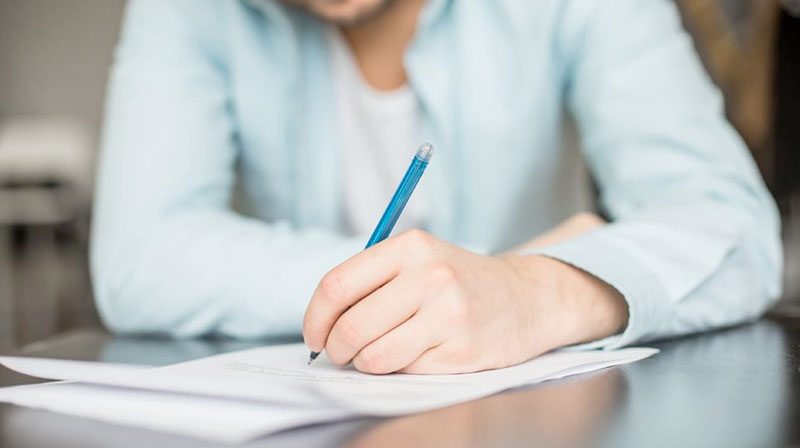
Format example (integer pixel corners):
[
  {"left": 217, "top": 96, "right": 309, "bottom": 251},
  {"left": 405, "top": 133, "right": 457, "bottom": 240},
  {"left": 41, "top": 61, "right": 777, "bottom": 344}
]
[
  {"left": 92, "top": 266, "right": 210, "bottom": 338},
  {"left": 725, "top": 173, "right": 784, "bottom": 315},
  {"left": 707, "top": 189, "right": 784, "bottom": 323},
  {"left": 91, "top": 235, "right": 220, "bottom": 339},
  {"left": 760, "top": 230, "right": 784, "bottom": 313},
  {"left": 90, "top": 247, "right": 147, "bottom": 335},
  {"left": 741, "top": 204, "right": 784, "bottom": 319},
  {"left": 753, "top": 191, "right": 784, "bottom": 311},
  {"left": 90, "top": 237, "right": 173, "bottom": 336},
  {"left": 94, "top": 291, "right": 140, "bottom": 336}
]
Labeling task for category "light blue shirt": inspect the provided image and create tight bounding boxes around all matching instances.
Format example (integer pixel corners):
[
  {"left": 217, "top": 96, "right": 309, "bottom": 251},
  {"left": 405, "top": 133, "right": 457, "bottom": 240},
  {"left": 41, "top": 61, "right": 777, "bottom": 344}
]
[{"left": 92, "top": 0, "right": 783, "bottom": 348}]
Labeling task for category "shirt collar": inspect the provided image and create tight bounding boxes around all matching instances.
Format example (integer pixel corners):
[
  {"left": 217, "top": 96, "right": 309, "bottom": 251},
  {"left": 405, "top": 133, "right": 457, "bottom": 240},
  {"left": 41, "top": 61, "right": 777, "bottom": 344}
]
[{"left": 419, "top": 0, "right": 451, "bottom": 29}]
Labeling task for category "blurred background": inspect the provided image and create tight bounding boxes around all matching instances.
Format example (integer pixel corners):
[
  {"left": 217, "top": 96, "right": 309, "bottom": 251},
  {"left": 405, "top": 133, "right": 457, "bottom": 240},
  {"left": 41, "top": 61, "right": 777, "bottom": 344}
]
[{"left": 0, "top": 0, "right": 798, "bottom": 352}]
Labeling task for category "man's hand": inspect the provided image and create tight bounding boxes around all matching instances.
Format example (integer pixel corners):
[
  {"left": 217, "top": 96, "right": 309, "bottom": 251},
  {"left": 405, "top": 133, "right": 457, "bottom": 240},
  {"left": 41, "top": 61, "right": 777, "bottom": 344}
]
[{"left": 303, "top": 220, "right": 628, "bottom": 375}]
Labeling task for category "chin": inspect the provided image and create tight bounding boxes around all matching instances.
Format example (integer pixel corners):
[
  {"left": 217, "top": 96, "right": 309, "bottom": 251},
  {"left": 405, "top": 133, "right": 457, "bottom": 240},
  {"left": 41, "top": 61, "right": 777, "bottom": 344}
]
[{"left": 299, "top": 0, "right": 394, "bottom": 25}]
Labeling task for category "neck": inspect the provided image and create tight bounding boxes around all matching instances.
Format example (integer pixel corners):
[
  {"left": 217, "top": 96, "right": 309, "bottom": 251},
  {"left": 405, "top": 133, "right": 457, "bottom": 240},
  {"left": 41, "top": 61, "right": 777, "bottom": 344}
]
[{"left": 339, "top": 0, "right": 426, "bottom": 91}]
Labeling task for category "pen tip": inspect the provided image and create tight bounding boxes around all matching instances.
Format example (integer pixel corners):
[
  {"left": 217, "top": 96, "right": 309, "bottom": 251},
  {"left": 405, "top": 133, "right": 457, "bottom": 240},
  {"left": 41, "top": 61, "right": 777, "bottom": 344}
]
[{"left": 308, "top": 351, "right": 320, "bottom": 365}]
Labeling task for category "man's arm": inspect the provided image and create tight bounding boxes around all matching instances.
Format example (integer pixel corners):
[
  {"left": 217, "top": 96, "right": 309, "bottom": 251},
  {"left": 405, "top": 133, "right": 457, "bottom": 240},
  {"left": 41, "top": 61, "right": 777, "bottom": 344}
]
[
  {"left": 529, "top": 0, "right": 783, "bottom": 348},
  {"left": 92, "top": 0, "right": 362, "bottom": 338},
  {"left": 301, "top": 0, "right": 781, "bottom": 374}
]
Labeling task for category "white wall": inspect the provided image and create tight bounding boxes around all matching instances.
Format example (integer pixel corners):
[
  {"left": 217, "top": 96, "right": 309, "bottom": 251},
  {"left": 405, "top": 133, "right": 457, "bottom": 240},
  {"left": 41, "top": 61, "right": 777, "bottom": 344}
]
[
  {"left": 0, "top": 0, "right": 126, "bottom": 130},
  {"left": 0, "top": 0, "right": 126, "bottom": 350}
]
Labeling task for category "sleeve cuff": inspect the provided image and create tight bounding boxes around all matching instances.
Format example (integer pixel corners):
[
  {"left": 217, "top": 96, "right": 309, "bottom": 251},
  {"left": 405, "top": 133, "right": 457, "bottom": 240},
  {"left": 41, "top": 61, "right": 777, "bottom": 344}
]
[{"left": 520, "top": 229, "right": 671, "bottom": 350}]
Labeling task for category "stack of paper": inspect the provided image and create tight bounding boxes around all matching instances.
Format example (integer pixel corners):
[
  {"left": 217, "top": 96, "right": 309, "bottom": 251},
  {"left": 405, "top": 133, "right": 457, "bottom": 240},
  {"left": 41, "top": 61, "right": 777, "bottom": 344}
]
[{"left": 0, "top": 344, "right": 657, "bottom": 444}]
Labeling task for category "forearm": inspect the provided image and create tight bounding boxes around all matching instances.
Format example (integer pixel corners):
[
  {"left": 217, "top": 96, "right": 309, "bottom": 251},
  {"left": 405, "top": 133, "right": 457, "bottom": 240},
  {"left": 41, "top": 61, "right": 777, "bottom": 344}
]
[
  {"left": 521, "top": 199, "right": 781, "bottom": 349},
  {"left": 548, "top": 0, "right": 782, "bottom": 348},
  {"left": 92, "top": 208, "right": 363, "bottom": 338}
]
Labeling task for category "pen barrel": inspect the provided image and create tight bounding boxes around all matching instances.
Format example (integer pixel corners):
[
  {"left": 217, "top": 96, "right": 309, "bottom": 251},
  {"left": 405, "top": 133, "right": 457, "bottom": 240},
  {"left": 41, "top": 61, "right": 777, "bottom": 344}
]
[{"left": 365, "top": 154, "right": 429, "bottom": 248}]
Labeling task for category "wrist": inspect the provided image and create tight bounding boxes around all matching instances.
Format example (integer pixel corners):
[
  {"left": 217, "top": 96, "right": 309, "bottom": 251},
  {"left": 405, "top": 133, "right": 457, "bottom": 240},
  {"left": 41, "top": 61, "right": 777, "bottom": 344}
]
[{"left": 501, "top": 254, "right": 629, "bottom": 349}]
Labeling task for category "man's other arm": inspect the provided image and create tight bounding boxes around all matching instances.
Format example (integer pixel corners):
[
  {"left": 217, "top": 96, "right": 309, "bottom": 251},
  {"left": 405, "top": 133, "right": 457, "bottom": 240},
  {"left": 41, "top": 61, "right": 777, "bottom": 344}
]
[
  {"left": 92, "top": 0, "right": 362, "bottom": 338},
  {"left": 529, "top": 0, "right": 783, "bottom": 347}
]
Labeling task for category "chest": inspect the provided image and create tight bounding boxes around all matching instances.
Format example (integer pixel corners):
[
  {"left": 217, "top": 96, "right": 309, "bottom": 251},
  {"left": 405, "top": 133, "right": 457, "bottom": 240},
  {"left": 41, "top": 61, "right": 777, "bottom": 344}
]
[{"left": 221, "top": 2, "right": 585, "bottom": 248}]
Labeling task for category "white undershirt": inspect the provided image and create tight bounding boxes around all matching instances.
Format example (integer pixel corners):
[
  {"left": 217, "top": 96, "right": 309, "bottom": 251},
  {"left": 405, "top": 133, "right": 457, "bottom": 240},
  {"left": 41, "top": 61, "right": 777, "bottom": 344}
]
[{"left": 327, "top": 28, "right": 429, "bottom": 239}]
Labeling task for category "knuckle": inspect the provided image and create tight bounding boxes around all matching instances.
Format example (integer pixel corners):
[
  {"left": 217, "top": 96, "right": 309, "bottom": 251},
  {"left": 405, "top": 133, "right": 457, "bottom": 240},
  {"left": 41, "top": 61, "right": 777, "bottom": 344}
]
[
  {"left": 447, "top": 345, "right": 478, "bottom": 367},
  {"left": 356, "top": 347, "right": 388, "bottom": 374},
  {"left": 325, "top": 347, "right": 350, "bottom": 366},
  {"left": 318, "top": 272, "right": 346, "bottom": 303},
  {"left": 428, "top": 262, "right": 458, "bottom": 286},
  {"left": 403, "top": 229, "right": 434, "bottom": 249},
  {"left": 333, "top": 315, "right": 363, "bottom": 348},
  {"left": 444, "top": 293, "right": 471, "bottom": 324}
]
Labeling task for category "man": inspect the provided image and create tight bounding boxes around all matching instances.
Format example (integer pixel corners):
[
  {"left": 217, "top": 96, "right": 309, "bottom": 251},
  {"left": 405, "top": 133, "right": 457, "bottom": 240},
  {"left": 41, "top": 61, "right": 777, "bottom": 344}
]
[{"left": 92, "top": 0, "right": 782, "bottom": 374}]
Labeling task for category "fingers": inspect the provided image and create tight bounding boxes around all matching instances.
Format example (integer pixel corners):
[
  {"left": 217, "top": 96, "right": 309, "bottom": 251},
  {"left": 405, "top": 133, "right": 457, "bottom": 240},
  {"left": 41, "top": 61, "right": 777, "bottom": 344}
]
[
  {"left": 352, "top": 311, "right": 442, "bottom": 374},
  {"left": 325, "top": 274, "right": 423, "bottom": 365},
  {"left": 303, "top": 241, "right": 401, "bottom": 352},
  {"left": 303, "top": 229, "right": 439, "bottom": 352}
]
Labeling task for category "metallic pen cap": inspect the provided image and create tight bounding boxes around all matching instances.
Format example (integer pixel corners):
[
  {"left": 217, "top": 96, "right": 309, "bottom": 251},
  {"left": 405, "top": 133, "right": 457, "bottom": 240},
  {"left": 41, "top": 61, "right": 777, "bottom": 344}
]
[{"left": 415, "top": 143, "right": 435, "bottom": 162}]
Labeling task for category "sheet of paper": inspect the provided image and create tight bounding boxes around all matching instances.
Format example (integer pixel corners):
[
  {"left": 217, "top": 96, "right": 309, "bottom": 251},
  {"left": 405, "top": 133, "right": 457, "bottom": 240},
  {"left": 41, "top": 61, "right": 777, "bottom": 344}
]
[
  {"left": 0, "top": 345, "right": 657, "bottom": 414},
  {"left": 0, "top": 344, "right": 657, "bottom": 443},
  {"left": 0, "top": 382, "right": 350, "bottom": 445}
]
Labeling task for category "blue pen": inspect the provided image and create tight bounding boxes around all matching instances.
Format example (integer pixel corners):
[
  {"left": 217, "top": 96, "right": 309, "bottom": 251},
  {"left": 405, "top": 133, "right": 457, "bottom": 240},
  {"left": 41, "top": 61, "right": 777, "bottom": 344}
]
[
  {"left": 365, "top": 142, "right": 435, "bottom": 248},
  {"left": 308, "top": 142, "right": 435, "bottom": 365}
]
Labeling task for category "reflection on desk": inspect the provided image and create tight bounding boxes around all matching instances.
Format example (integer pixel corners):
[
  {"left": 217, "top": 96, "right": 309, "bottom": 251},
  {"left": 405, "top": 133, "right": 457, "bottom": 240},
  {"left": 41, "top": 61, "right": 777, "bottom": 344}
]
[{"left": 0, "top": 319, "right": 798, "bottom": 448}]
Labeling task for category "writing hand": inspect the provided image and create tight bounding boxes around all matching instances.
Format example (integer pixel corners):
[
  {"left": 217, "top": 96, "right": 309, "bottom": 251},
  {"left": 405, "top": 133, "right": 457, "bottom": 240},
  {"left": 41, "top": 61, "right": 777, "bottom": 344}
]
[{"left": 303, "top": 225, "right": 627, "bottom": 374}]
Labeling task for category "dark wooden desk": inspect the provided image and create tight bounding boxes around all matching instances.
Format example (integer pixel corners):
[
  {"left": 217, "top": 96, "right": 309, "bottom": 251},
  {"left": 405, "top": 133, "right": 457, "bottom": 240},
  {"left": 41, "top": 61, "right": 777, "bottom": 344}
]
[{"left": 1, "top": 316, "right": 798, "bottom": 448}]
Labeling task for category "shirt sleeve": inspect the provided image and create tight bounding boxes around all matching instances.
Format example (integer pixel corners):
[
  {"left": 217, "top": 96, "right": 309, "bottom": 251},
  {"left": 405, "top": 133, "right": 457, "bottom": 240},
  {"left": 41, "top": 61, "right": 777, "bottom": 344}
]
[
  {"left": 523, "top": 0, "right": 783, "bottom": 348},
  {"left": 91, "top": 0, "right": 363, "bottom": 339}
]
